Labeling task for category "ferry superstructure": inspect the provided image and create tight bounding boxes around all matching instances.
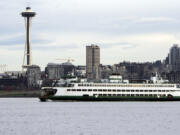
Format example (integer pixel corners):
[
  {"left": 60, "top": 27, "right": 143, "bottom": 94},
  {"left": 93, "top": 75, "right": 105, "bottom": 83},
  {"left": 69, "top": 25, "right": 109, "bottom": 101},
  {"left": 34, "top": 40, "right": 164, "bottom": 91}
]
[{"left": 39, "top": 83, "right": 180, "bottom": 101}]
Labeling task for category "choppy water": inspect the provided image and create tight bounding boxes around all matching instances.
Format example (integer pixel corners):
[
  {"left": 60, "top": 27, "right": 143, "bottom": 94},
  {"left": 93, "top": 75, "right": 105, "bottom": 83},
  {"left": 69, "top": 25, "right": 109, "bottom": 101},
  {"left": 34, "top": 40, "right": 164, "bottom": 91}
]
[{"left": 0, "top": 98, "right": 180, "bottom": 135}]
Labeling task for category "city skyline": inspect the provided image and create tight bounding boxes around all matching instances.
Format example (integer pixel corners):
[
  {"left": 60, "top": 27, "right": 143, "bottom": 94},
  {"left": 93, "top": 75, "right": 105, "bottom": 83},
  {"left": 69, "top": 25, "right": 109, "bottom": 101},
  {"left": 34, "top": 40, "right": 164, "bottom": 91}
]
[{"left": 0, "top": 0, "right": 180, "bottom": 70}]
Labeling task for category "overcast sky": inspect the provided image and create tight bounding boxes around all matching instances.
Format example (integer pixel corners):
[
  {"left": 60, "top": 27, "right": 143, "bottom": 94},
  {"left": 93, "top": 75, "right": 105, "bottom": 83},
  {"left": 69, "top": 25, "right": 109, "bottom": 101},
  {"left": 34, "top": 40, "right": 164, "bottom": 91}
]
[{"left": 0, "top": 0, "right": 180, "bottom": 71}]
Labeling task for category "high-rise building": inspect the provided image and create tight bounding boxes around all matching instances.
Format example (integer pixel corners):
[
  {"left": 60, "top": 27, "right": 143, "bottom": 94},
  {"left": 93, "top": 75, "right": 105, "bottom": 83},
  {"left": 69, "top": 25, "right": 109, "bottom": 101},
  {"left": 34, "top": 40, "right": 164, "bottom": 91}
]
[
  {"left": 169, "top": 44, "right": 180, "bottom": 71},
  {"left": 86, "top": 44, "right": 100, "bottom": 81}
]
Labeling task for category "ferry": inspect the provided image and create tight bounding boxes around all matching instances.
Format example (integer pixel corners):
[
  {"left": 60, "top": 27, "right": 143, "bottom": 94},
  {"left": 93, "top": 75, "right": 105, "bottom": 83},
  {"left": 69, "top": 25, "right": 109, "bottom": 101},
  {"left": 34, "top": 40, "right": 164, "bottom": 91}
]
[{"left": 39, "top": 82, "right": 180, "bottom": 101}]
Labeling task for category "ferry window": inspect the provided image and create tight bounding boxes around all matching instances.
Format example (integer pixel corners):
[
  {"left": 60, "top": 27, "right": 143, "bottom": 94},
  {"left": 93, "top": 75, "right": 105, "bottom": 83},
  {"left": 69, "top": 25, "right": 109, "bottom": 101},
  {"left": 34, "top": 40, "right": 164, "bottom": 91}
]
[
  {"left": 131, "top": 90, "right": 134, "bottom": 92},
  {"left": 113, "top": 94, "right": 116, "bottom": 96},
  {"left": 77, "top": 89, "right": 81, "bottom": 91},
  {"left": 99, "top": 94, "right": 102, "bottom": 96},
  {"left": 127, "top": 94, "right": 130, "bottom": 96},
  {"left": 153, "top": 90, "right": 156, "bottom": 92},
  {"left": 113, "top": 90, "right": 116, "bottom": 92},
  {"left": 122, "top": 94, "right": 125, "bottom": 96},
  {"left": 98, "top": 89, "right": 102, "bottom": 92},
  {"left": 136, "top": 94, "right": 139, "bottom": 96},
  {"left": 103, "top": 90, "right": 107, "bottom": 92},
  {"left": 72, "top": 89, "right": 76, "bottom": 91},
  {"left": 103, "top": 94, "right": 107, "bottom": 96},
  {"left": 131, "top": 94, "right": 134, "bottom": 96},
  {"left": 108, "top": 90, "right": 111, "bottom": 92},
  {"left": 158, "top": 90, "right": 161, "bottom": 92},
  {"left": 82, "top": 89, "right": 87, "bottom": 91},
  {"left": 67, "top": 89, "right": 71, "bottom": 91},
  {"left": 149, "top": 90, "right": 152, "bottom": 92},
  {"left": 108, "top": 94, "right": 111, "bottom": 96},
  {"left": 93, "top": 89, "right": 97, "bottom": 92},
  {"left": 126, "top": 90, "right": 130, "bottom": 92},
  {"left": 140, "top": 90, "right": 143, "bottom": 92},
  {"left": 117, "top": 90, "right": 121, "bottom": 92},
  {"left": 117, "top": 94, "right": 121, "bottom": 96},
  {"left": 88, "top": 89, "right": 92, "bottom": 91},
  {"left": 140, "top": 94, "right": 143, "bottom": 96},
  {"left": 149, "top": 94, "right": 152, "bottom": 96},
  {"left": 145, "top": 94, "right": 148, "bottom": 96},
  {"left": 136, "top": 90, "right": 139, "bottom": 92},
  {"left": 122, "top": 90, "right": 125, "bottom": 92}
]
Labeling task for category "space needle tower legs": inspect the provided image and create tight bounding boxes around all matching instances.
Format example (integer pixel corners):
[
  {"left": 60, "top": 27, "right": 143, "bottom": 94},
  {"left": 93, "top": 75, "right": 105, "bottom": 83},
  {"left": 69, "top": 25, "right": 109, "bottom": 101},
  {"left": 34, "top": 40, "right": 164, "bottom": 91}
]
[{"left": 21, "top": 7, "right": 36, "bottom": 71}]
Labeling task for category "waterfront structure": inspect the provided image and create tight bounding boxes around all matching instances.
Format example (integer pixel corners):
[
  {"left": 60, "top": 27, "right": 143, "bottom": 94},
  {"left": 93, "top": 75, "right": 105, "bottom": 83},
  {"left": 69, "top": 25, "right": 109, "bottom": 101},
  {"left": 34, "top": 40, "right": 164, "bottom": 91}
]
[
  {"left": 169, "top": 44, "right": 180, "bottom": 71},
  {"left": 45, "top": 63, "right": 64, "bottom": 80},
  {"left": 75, "top": 66, "right": 86, "bottom": 78},
  {"left": 86, "top": 45, "right": 100, "bottom": 81},
  {"left": 100, "top": 65, "right": 112, "bottom": 79},
  {"left": 21, "top": 7, "right": 36, "bottom": 70},
  {"left": 26, "top": 65, "right": 41, "bottom": 88},
  {"left": 109, "top": 74, "right": 123, "bottom": 83},
  {"left": 61, "top": 62, "right": 75, "bottom": 77},
  {"left": 39, "top": 82, "right": 180, "bottom": 101}
]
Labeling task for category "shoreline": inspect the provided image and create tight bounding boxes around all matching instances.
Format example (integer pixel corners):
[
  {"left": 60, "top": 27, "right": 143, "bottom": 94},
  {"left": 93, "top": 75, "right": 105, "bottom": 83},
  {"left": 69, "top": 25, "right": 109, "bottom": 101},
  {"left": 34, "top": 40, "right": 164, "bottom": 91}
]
[{"left": 0, "top": 90, "right": 40, "bottom": 97}]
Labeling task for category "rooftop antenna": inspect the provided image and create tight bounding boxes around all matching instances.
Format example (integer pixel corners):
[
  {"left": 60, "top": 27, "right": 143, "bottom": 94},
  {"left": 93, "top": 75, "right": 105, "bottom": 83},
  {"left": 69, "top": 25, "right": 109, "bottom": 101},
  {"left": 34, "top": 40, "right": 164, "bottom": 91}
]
[{"left": 27, "top": 1, "right": 30, "bottom": 7}]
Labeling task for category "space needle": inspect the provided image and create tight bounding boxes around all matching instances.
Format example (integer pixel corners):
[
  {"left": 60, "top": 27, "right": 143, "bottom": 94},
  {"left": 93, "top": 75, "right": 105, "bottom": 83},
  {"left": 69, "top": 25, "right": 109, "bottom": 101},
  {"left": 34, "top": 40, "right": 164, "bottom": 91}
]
[{"left": 21, "top": 7, "right": 36, "bottom": 70}]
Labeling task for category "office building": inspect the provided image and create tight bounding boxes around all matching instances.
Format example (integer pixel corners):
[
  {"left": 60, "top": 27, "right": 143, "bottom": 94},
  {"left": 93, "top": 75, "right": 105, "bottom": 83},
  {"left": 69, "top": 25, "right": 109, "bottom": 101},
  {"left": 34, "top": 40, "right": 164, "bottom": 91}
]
[
  {"left": 169, "top": 44, "right": 180, "bottom": 71},
  {"left": 86, "top": 44, "right": 100, "bottom": 81}
]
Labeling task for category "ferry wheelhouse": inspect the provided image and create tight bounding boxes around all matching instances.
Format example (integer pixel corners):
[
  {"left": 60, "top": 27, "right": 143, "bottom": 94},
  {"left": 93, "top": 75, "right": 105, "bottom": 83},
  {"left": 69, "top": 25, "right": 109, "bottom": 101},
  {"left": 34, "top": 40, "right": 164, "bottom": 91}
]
[{"left": 39, "top": 83, "right": 180, "bottom": 101}]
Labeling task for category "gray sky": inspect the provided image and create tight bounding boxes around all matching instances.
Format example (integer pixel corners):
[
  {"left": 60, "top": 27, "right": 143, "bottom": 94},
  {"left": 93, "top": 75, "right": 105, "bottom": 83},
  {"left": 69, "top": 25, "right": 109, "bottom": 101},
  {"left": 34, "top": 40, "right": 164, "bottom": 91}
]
[{"left": 0, "top": 0, "right": 180, "bottom": 70}]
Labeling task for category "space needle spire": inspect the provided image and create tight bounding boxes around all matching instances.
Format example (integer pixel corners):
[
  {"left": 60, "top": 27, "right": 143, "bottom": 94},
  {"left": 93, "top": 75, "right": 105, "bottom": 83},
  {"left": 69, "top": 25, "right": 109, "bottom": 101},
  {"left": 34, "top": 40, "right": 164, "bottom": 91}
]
[{"left": 21, "top": 7, "right": 36, "bottom": 70}]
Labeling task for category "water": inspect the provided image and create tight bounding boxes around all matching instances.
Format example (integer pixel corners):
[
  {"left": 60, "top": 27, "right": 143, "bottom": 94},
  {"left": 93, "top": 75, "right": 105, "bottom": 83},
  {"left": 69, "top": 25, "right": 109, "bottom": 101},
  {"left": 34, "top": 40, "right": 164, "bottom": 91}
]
[{"left": 0, "top": 98, "right": 180, "bottom": 135}]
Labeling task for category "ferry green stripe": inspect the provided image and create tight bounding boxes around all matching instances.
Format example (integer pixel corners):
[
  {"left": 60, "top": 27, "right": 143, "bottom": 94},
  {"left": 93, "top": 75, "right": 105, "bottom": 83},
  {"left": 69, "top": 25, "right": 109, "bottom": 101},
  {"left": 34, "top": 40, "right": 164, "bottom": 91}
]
[{"left": 46, "top": 96, "right": 180, "bottom": 101}]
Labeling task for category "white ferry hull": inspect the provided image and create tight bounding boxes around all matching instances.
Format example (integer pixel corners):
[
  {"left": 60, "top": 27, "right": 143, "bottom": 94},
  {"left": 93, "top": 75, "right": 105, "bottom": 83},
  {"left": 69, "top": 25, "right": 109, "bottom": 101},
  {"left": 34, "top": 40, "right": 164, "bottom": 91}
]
[{"left": 39, "top": 83, "right": 180, "bottom": 102}]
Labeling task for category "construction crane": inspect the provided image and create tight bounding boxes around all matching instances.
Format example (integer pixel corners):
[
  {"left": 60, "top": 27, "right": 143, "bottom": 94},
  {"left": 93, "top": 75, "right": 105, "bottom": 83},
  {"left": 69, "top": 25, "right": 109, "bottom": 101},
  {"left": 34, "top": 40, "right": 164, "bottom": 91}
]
[{"left": 55, "top": 58, "right": 75, "bottom": 63}]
